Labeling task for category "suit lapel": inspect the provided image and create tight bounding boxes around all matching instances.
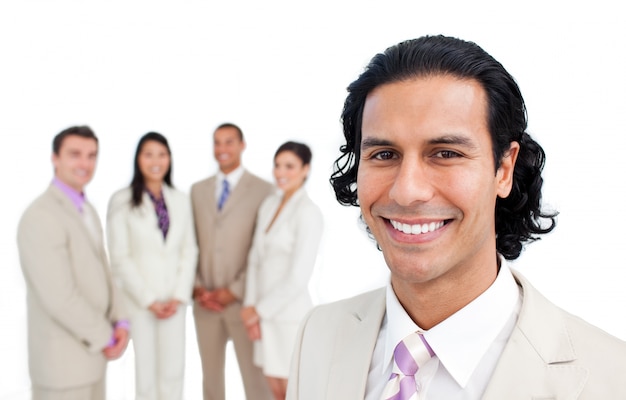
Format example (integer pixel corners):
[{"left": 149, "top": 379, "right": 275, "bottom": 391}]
[
  {"left": 482, "top": 271, "right": 588, "bottom": 399},
  {"left": 198, "top": 176, "right": 218, "bottom": 221},
  {"left": 47, "top": 185, "right": 113, "bottom": 309},
  {"left": 265, "top": 188, "right": 305, "bottom": 235},
  {"left": 327, "top": 289, "right": 386, "bottom": 399},
  {"left": 48, "top": 185, "right": 103, "bottom": 256},
  {"left": 82, "top": 201, "right": 108, "bottom": 259},
  {"left": 219, "top": 171, "right": 253, "bottom": 216}
]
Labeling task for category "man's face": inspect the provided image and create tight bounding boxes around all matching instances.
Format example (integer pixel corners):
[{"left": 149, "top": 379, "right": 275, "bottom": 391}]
[
  {"left": 52, "top": 135, "right": 98, "bottom": 192},
  {"left": 213, "top": 127, "right": 245, "bottom": 174},
  {"left": 357, "top": 75, "right": 518, "bottom": 290}
]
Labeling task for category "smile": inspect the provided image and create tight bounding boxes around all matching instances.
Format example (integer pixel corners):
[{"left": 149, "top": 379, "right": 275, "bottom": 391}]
[{"left": 389, "top": 219, "right": 446, "bottom": 235}]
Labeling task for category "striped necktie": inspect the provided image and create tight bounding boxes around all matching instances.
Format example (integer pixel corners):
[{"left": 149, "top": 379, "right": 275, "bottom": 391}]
[
  {"left": 218, "top": 179, "right": 230, "bottom": 210},
  {"left": 381, "top": 332, "right": 435, "bottom": 400}
]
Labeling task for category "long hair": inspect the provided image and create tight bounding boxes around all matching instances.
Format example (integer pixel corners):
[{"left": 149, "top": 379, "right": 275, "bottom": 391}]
[
  {"left": 130, "top": 132, "right": 173, "bottom": 207},
  {"left": 330, "top": 35, "right": 557, "bottom": 260}
]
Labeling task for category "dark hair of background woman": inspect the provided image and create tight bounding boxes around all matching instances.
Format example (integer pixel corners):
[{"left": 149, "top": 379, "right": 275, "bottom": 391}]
[
  {"left": 330, "top": 35, "right": 558, "bottom": 260},
  {"left": 130, "top": 132, "right": 173, "bottom": 207},
  {"left": 275, "top": 141, "right": 312, "bottom": 166}
]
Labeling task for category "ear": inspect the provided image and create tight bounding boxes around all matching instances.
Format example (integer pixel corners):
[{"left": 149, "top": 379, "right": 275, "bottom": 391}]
[{"left": 496, "top": 141, "right": 520, "bottom": 198}]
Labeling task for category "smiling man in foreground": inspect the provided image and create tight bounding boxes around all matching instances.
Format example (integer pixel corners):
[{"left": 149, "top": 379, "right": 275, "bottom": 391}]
[{"left": 286, "top": 35, "right": 626, "bottom": 399}]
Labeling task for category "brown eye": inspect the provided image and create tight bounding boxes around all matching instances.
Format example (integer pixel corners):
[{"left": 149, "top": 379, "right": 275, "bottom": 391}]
[
  {"left": 435, "top": 150, "right": 461, "bottom": 159},
  {"left": 374, "top": 150, "right": 395, "bottom": 160}
]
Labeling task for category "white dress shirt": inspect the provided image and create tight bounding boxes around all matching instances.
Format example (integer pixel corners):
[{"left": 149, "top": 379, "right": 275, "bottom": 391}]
[
  {"left": 365, "top": 261, "right": 522, "bottom": 400},
  {"left": 215, "top": 165, "right": 245, "bottom": 201}
]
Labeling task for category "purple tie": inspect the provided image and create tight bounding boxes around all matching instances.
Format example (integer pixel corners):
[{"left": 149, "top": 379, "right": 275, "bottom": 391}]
[
  {"left": 381, "top": 332, "right": 435, "bottom": 400},
  {"left": 147, "top": 190, "right": 169, "bottom": 239}
]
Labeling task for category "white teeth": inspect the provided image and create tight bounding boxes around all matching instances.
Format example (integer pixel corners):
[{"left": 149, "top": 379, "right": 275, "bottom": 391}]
[{"left": 390, "top": 219, "right": 445, "bottom": 235}]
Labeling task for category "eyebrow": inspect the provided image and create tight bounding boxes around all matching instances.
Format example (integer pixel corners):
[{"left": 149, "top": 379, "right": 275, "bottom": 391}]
[
  {"left": 428, "top": 134, "right": 478, "bottom": 149},
  {"left": 360, "top": 138, "right": 393, "bottom": 151},
  {"left": 361, "top": 134, "right": 478, "bottom": 150}
]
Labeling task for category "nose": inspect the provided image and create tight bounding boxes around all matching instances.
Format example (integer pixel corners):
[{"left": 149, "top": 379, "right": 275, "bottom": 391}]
[
  {"left": 78, "top": 154, "right": 93, "bottom": 169},
  {"left": 388, "top": 157, "right": 434, "bottom": 206}
]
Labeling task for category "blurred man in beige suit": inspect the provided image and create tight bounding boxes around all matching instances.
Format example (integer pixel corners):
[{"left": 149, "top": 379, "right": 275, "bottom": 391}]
[
  {"left": 191, "top": 123, "right": 273, "bottom": 400},
  {"left": 17, "top": 125, "right": 129, "bottom": 400}
]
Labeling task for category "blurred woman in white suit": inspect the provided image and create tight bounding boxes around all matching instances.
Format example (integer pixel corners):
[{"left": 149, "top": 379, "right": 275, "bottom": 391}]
[
  {"left": 106, "top": 132, "right": 197, "bottom": 400},
  {"left": 241, "top": 141, "right": 323, "bottom": 400}
]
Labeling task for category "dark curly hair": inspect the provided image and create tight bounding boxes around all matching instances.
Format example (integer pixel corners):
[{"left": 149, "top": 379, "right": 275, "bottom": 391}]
[{"left": 330, "top": 35, "right": 557, "bottom": 260}]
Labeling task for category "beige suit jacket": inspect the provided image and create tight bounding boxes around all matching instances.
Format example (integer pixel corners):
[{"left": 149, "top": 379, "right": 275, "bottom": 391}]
[
  {"left": 190, "top": 170, "right": 273, "bottom": 298},
  {"left": 17, "top": 184, "right": 125, "bottom": 389},
  {"left": 106, "top": 186, "right": 198, "bottom": 311},
  {"left": 287, "top": 270, "right": 626, "bottom": 399}
]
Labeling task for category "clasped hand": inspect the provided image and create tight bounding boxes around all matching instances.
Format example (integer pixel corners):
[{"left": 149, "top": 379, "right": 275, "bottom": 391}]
[
  {"left": 148, "top": 299, "right": 181, "bottom": 319},
  {"left": 102, "top": 325, "right": 129, "bottom": 360},
  {"left": 193, "top": 287, "right": 235, "bottom": 312}
]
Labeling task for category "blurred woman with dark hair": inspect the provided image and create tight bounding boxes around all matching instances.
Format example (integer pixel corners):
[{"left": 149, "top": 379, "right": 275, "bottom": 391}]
[
  {"left": 107, "top": 132, "right": 197, "bottom": 400},
  {"left": 241, "top": 141, "right": 323, "bottom": 400}
]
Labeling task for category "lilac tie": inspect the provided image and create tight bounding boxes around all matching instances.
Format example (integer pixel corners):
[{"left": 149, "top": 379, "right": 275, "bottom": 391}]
[
  {"left": 381, "top": 332, "right": 435, "bottom": 400},
  {"left": 218, "top": 179, "right": 230, "bottom": 210}
]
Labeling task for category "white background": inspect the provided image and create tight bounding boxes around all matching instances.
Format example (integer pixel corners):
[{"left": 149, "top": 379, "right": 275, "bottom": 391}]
[{"left": 1, "top": 1, "right": 625, "bottom": 399}]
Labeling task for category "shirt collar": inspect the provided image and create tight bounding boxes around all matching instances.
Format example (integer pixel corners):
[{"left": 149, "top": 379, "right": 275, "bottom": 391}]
[
  {"left": 146, "top": 188, "right": 165, "bottom": 204},
  {"left": 217, "top": 165, "right": 244, "bottom": 188},
  {"left": 52, "top": 177, "right": 86, "bottom": 212},
  {"left": 383, "top": 259, "right": 520, "bottom": 387}
]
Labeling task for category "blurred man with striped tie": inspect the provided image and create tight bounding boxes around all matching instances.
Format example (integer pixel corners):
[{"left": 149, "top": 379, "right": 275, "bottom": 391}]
[{"left": 191, "top": 123, "right": 273, "bottom": 400}]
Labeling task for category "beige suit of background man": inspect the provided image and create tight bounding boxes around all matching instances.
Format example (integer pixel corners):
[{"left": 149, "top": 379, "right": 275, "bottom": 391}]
[
  {"left": 191, "top": 123, "right": 273, "bottom": 400},
  {"left": 16, "top": 125, "right": 129, "bottom": 400}
]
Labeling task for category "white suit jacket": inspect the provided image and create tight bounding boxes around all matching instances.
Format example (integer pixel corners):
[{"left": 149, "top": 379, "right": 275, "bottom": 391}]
[
  {"left": 244, "top": 187, "right": 323, "bottom": 322},
  {"left": 106, "top": 186, "right": 198, "bottom": 310},
  {"left": 287, "top": 270, "right": 626, "bottom": 399}
]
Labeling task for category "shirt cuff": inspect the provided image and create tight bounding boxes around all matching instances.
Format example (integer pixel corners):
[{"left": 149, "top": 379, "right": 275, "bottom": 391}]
[
  {"left": 107, "top": 320, "right": 130, "bottom": 347},
  {"left": 115, "top": 319, "right": 131, "bottom": 330}
]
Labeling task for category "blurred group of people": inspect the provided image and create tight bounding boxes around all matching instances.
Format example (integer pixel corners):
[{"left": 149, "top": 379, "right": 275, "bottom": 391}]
[{"left": 17, "top": 122, "right": 322, "bottom": 400}]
